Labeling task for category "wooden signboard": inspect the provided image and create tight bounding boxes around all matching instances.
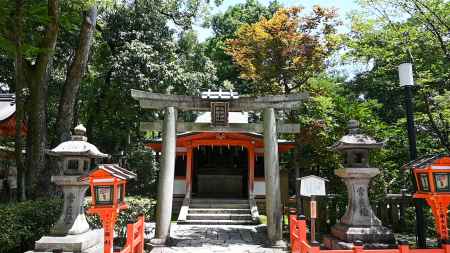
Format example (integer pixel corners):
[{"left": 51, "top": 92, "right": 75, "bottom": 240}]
[{"left": 299, "top": 175, "right": 328, "bottom": 197}]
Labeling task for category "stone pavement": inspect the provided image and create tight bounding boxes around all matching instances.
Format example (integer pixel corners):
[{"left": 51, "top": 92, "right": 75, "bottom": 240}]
[{"left": 145, "top": 223, "right": 288, "bottom": 253}]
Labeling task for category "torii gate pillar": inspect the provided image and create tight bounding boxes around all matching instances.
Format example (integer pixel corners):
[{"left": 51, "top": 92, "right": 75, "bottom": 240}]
[
  {"left": 153, "top": 107, "right": 177, "bottom": 245},
  {"left": 264, "top": 108, "right": 284, "bottom": 246}
]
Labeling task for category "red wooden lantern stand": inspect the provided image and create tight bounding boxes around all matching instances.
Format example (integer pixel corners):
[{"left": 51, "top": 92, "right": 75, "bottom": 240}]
[
  {"left": 86, "top": 164, "right": 136, "bottom": 253},
  {"left": 415, "top": 194, "right": 450, "bottom": 240},
  {"left": 411, "top": 155, "right": 450, "bottom": 241}
]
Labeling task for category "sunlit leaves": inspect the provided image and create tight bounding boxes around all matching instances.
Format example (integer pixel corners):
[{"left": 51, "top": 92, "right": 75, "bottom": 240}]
[{"left": 225, "top": 6, "right": 341, "bottom": 95}]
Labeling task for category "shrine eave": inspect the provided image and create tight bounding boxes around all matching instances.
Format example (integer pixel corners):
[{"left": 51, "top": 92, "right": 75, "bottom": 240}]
[
  {"left": 0, "top": 94, "right": 27, "bottom": 137},
  {"left": 144, "top": 131, "right": 295, "bottom": 153}
]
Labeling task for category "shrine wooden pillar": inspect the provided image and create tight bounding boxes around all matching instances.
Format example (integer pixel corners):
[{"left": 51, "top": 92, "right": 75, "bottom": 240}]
[
  {"left": 154, "top": 107, "right": 177, "bottom": 245},
  {"left": 185, "top": 145, "right": 193, "bottom": 196},
  {"left": 248, "top": 145, "right": 255, "bottom": 198}
]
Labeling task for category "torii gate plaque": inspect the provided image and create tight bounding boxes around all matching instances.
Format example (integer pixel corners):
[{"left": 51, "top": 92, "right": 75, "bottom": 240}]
[{"left": 131, "top": 89, "right": 308, "bottom": 247}]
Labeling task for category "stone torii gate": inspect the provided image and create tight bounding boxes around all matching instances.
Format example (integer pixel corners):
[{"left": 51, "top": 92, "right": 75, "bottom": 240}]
[{"left": 131, "top": 89, "right": 308, "bottom": 247}]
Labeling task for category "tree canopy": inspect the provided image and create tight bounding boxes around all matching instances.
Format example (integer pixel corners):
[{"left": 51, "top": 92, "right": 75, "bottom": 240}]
[{"left": 225, "top": 6, "right": 341, "bottom": 95}]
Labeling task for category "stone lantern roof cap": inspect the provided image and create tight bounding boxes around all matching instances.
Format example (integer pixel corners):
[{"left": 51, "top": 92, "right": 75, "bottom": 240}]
[
  {"left": 331, "top": 120, "right": 383, "bottom": 150},
  {"left": 47, "top": 124, "right": 108, "bottom": 158}
]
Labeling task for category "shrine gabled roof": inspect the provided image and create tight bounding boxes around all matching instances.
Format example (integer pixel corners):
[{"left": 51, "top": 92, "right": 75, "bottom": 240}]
[
  {"left": 0, "top": 94, "right": 15, "bottom": 122},
  {"left": 146, "top": 111, "right": 293, "bottom": 144},
  {"left": 145, "top": 131, "right": 294, "bottom": 144},
  {"left": 195, "top": 112, "right": 248, "bottom": 124}
]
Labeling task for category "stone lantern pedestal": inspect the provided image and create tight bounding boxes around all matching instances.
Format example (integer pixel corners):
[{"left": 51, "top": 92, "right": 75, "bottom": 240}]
[
  {"left": 325, "top": 168, "right": 395, "bottom": 248},
  {"left": 50, "top": 176, "right": 90, "bottom": 235},
  {"left": 323, "top": 120, "right": 395, "bottom": 249},
  {"left": 29, "top": 176, "right": 104, "bottom": 253},
  {"left": 26, "top": 125, "right": 107, "bottom": 253}
]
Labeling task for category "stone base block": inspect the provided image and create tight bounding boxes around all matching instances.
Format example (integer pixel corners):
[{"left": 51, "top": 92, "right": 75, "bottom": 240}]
[
  {"left": 323, "top": 234, "right": 395, "bottom": 250},
  {"left": 331, "top": 223, "right": 395, "bottom": 244},
  {"left": 264, "top": 239, "right": 287, "bottom": 249},
  {"left": 32, "top": 229, "right": 103, "bottom": 253}
]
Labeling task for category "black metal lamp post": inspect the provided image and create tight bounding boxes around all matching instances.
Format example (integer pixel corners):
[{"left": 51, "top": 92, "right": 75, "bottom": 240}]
[{"left": 399, "top": 62, "right": 427, "bottom": 248}]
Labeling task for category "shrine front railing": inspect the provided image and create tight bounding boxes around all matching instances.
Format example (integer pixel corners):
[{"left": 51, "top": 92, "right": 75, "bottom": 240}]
[
  {"left": 289, "top": 214, "right": 448, "bottom": 253},
  {"left": 287, "top": 192, "right": 414, "bottom": 236},
  {"left": 117, "top": 215, "right": 145, "bottom": 253}
]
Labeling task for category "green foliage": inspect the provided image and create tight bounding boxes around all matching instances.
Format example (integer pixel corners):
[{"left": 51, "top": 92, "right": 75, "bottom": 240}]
[
  {"left": 0, "top": 198, "right": 63, "bottom": 253},
  {"left": 203, "top": 0, "right": 280, "bottom": 93},
  {"left": 77, "top": 0, "right": 218, "bottom": 155},
  {"left": 126, "top": 146, "right": 159, "bottom": 197},
  {"left": 291, "top": 77, "right": 387, "bottom": 193},
  {"left": 225, "top": 6, "right": 341, "bottom": 95}
]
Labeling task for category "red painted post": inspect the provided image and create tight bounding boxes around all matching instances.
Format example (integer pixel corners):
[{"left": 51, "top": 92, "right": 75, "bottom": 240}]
[
  {"left": 442, "top": 240, "right": 450, "bottom": 253},
  {"left": 398, "top": 239, "right": 410, "bottom": 253},
  {"left": 353, "top": 240, "right": 364, "bottom": 253},
  {"left": 126, "top": 222, "right": 134, "bottom": 253},
  {"left": 311, "top": 240, "right": 321, "bottom": 253},
  {"left": 290, "top": 214, "right": 297, "bottom": 244},
  {"left": 139, "top": 216, "right": 145, "bottom": 253},
  {"left": 298, "top": 215, "right": 307, "bottom": 243}
]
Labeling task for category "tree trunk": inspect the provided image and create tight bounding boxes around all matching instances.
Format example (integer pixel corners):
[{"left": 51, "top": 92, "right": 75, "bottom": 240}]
[
  {"left": 14, "top": 0, "right": 27, "bottom": 201},
  {"left": 56, "top": 5, "right": 97, "bottom": 142},
  {"left": 26, "top": 0, "right": 60, "bottom": 197}
]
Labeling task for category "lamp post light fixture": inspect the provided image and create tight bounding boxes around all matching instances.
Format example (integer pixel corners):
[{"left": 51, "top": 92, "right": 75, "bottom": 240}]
[{"left": 398, "top": 62, "right": 427, "bottom": 248}]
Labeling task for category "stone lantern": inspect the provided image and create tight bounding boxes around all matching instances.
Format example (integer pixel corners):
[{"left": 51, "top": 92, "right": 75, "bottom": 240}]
[
  {"left": 30, "top": 124, "right": 108, "bottom": 253},
  {"left": 324, "top": 120, "right": 395, "bottom": 249}
]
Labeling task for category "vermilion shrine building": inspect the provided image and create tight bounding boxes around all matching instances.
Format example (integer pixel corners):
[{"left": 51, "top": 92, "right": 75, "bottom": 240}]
[
  {"left": 0, "top": 93, "right": 26, "bottom": 201},
  {"left": 146, "top": 112, "right": 295, "bottom": 199}
]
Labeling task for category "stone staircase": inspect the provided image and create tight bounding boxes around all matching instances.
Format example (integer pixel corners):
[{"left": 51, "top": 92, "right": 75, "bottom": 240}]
[{"left": 178, "top": 198, "right": 257, "bottom": 225}]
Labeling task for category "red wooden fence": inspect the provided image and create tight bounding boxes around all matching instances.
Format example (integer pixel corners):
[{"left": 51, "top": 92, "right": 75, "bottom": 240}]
[
  {"left": 290, "top": 215, "right": 449, "bottom": 253},
  {"left": 117, "top": 215, "right": 145, "bottom": 253}
]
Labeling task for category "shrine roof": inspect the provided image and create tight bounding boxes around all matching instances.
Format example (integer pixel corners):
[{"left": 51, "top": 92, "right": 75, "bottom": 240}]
[
  {"left": 0, "top": 94, "right": 15, "bottom": 122},
  {"left": 195, "top": 112, "right": 248, "bottom": 124},
  {"left": 146, "top": 131, "right": 293, "bottom": 143},
  {"left": 144, "top": 112, "right": 294, "bottom": 149}
]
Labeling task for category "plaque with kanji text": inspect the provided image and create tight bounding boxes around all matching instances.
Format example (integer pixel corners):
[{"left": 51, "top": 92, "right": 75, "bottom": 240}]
[{"left": 211, "top": 102, "right": 229, "bottom": 126}]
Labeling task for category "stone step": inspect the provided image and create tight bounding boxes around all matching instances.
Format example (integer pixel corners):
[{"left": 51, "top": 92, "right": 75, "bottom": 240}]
[
  {"left": 178, "top": 219, "right": 255, "bottom": 225},
  {"left": 189, "top": 203, "right": 250, "bottom": 209},
  {"left": 190, "top": 198, "right": 249, "bottom": 204},
  {"left": 188, "top": 208, "right": 250, "bottom": 214},
  {"left": 187, "top": 213, "right": 252, "bottom": 221}
]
